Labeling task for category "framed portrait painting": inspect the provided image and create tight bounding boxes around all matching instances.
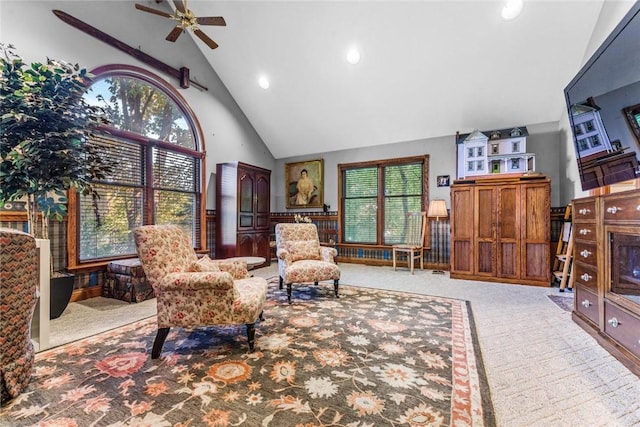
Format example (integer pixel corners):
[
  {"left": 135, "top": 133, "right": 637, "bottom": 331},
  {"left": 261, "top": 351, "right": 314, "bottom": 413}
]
[{"left": 286, "top": 159, "right": 324, "bottom": 209}]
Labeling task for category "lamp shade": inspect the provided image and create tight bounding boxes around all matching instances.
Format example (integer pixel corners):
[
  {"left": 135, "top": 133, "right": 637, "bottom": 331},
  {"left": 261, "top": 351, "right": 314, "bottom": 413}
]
[{"left": 427, "top": 199, "right": 448, "bottom": 220}]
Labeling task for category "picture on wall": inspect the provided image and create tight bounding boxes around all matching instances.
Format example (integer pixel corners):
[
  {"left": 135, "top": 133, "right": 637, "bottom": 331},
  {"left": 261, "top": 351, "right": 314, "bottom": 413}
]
[
  {"left": 286, "top": 159, "right": 324, "bottom": 209},
  {"left": 437, "top": 175, "right": 450, "bottom": 187}
]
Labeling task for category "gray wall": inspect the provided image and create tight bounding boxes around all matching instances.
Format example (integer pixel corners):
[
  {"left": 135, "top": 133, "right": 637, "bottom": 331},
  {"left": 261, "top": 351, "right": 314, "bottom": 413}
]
[{"left": 274, "top": 122, "right": 564, "bottom": 212}]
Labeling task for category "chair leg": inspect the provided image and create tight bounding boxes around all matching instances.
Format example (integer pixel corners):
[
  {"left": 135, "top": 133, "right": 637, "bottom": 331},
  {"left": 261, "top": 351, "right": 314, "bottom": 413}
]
[
  {"left": 410, "top": 249, "right": 415, "bottom": 274},
  {"left": 151, "top": 327, "right": 170, "bottom": 359},
  {"left": 279, "top": 276, "right": 283, "bottom": 289},
  {"left": 334, "top": 279, "right": 339, "bottom": 298},
  {"left": 246, "top": 323, "right": 256, "bottom": 352},
  {"left": 393, "top": 248, "right": 397, "bottom": 270},
  {"left": 287, "top": 283, "right": 292, "bottom": 304}
]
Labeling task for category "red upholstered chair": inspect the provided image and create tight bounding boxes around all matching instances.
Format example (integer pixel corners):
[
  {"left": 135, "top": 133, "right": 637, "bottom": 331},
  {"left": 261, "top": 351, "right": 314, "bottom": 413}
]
[
  {"left": 133, "top": 225, "right": 267, "bottom": 358},
  {"left": 275, "top": 223, "right": 340, "bottom": 304},
  {"left": 0, "top": 228, "right": 39, "bottom": 402}
]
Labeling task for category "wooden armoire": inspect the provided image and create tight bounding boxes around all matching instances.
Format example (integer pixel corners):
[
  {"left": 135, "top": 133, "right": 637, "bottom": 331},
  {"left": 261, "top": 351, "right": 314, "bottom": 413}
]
[
  {"left": 215, "top": 162, "right": 271, "bottom": 265},
  {"left": 450, "top": 175, "right": 550, "bottom": 286}
]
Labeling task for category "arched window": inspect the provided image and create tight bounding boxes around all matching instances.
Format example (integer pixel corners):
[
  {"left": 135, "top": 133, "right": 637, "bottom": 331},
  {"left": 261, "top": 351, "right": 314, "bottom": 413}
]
[{"left": 68, "top": 65, "right": 205, "bottom": 268}]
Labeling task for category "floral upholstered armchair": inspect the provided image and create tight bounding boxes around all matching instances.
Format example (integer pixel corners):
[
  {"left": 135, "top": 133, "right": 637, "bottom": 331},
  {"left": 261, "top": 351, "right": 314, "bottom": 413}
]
[
  {"left": 0, "top": 228, "right": 39, "bottom": 402},
  {"left": 133, "top": 225, "right": 268, "bottom": 358},
  {"left": 275, "top": 223, "right": 340, "bottom": 304}
]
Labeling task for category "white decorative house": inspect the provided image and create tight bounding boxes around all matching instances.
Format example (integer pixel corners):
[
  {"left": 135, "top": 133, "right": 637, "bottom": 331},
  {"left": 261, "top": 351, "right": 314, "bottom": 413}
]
[
  {"left": 455, "top": 126, "right": 536, "bottom": 179},
  {"left": 569, "top": 98, "right": 613, "bottom": 159}
]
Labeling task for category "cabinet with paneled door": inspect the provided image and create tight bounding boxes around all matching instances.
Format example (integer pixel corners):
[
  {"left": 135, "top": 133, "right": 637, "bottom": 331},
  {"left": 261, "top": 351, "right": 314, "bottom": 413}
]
[
  {"left": 215, "top": 162, "right": 271, "bottom": 266},
  {"left": 450, "top": 175, "right": 550, "bottom": 286},
  {"left": 572, "top": 189, "right": 640, "bottom": 377}
]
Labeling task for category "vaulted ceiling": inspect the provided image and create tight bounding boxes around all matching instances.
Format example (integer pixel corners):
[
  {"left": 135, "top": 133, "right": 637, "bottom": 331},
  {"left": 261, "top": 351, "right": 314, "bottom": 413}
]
[{"left": 135, "top": 1, "right": 606, "bottom": 159}]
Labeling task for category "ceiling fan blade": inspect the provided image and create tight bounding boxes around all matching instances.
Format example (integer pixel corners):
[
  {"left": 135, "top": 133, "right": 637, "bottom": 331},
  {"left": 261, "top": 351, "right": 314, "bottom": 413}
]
[
  {"left": 173, "top": 0, "right": 186, "bottom": 14},
  {"left": 196, "top": 16, "right": 226, "bottom": 26},
  {"left": 166, "top": 25, "right": 183, "bottom": 42},
  {"left": 134, "top": 3, "right": 172, "bottom": 19},
  {"left": 194, "top": 29, "right": 219, "bottom": 49}
]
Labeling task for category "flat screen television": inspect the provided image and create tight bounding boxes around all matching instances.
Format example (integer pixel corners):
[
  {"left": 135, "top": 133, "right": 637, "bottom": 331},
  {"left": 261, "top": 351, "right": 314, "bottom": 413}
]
[{"left": 565, "top": 2, "right": 640, "bottom": 191}]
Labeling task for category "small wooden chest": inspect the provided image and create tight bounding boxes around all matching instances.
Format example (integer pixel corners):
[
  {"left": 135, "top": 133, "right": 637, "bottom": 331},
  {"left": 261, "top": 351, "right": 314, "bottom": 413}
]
[{"left": 104, "top": 258, "right": 154, "bottom": 303}]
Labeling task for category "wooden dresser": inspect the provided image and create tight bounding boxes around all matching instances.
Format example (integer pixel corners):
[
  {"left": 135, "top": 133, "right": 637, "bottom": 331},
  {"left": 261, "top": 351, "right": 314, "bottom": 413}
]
[
  {"left": 450, "top": 175, "right": 550, "bottom": 286},
  {"left": 572, "top": 189, "right": 640, "bottom": 376}
]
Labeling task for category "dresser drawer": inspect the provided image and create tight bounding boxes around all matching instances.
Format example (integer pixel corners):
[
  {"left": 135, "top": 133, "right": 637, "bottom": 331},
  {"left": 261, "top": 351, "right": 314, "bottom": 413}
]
[
  {"left": 574, "top": 262, "right": 598, "bottom": 291},
  {"left": 574, "top": 241, "right": 597, "bottom": 267},
  {"left": 575, "top": 285, "right": 599, "bottom": 325},
  {"left": 573, "top": 198, "right": 597, "bottom": 221},
  {"left": 603, "top": 301, "right": 640, "bottom": 360},
  {"left": 603, "top": 194, "right": 640, "bottom": 222},
  {"left": 573, "top": 223, "right": 597, "bottom": 242}
]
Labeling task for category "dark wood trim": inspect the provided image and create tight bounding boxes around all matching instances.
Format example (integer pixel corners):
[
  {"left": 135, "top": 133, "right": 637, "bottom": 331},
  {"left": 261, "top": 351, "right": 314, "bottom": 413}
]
[
  {"left": 70, "top": 285, "right": 103, "bottom": 302},
  {"left": 52, "top": 10, "right": 208, "bottom": 91}
]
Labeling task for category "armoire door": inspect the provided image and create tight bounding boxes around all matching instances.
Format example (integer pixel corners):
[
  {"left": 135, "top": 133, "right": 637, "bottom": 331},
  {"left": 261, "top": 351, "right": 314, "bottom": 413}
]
[
  {"left": 255, "top": 172, "right": 270, "bottom": 230},
  {"left": 474, "top": 186, "right": 496, "bottom": 277},
  {"left": 238, "top": 171, "right": 255, "bottom": 230},
  {"left": 520, "top": 182, "right": 550, "bottom": 283},
  {"left": 496, "top": 184, "right": 519, "bottom": 279},
  {"left": 450, "top": 185, "right": 474, "bottom": 275}
]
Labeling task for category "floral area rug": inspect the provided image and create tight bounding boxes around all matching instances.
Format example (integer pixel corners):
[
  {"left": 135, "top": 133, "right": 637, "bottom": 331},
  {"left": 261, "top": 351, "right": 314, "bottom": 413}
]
[{"left": 1, "top": 280, "right": 495, "bottom": 426}]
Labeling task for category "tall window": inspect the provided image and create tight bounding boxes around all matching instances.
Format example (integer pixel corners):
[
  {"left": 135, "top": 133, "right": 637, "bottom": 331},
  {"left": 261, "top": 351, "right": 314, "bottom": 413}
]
[
  {"left": 70, "top": 65, "right": 204, "bottom": 265},
  {"left": 340, "top": 156, "right": 428, "bottom": 245}
]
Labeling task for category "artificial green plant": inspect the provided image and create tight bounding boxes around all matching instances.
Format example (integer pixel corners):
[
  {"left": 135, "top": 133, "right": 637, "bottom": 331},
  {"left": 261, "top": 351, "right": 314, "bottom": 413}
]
[{"left": 0, "top": 43, "right": 111, "bottom": 246}]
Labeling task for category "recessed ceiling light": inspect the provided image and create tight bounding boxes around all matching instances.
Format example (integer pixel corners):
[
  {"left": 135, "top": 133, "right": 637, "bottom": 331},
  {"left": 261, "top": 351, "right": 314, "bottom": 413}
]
[
  {"left": 501, "top": 0, "right": 524, "bottom": 20},
  {"left": 346, "top": 48, "right": 361, "bottom": 65},
  {"left": 258, "top": 75, "right": 270, "bottom": 89}
]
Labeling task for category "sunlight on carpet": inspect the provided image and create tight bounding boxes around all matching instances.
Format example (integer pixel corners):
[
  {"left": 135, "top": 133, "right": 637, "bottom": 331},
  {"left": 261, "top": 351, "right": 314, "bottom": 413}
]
[{"left": 1, "top": 282, "right": 495, "bottom": 426}]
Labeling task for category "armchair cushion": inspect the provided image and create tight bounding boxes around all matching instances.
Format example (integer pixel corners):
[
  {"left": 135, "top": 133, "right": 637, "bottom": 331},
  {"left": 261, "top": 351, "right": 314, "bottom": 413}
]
[
  {"left": 213, "top": 259, "right": 250, "bottom": 279},
  {"left": 188, "top": 255, "right": 221, "bottom": 272},
  {"left": 280, "top": 240, "right": 321, "bottom": 262},
  {"left": 187, "top": 255, "right": 250, "bottom": 280}
]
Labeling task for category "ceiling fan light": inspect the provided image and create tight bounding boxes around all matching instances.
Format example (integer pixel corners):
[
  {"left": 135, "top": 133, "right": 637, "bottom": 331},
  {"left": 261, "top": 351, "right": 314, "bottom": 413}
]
[
  {"left": 501, "top": 0, "right": 524, "bottom": 20},
  {"left": 346, "top": 48, "right": 360, "bottom": 65},
  {"left": 258, "top": 76, "right": 270, "bottom": 89}
]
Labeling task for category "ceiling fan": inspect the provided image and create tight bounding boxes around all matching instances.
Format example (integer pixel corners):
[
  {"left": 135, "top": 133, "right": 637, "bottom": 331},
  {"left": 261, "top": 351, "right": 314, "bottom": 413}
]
[{"left": 135, "top": 0, "right": 226, "bottom": 49}]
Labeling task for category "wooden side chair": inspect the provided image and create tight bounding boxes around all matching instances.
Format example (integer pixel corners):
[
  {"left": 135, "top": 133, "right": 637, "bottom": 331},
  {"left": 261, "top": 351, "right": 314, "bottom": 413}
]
[{"left": 392, "top": 212, "right": 427, "bottom": 274}]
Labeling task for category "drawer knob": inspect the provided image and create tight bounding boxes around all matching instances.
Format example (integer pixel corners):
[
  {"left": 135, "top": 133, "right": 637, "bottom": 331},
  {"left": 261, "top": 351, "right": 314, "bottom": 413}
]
[
  {"left": 579, "top": 228, "right": 591, "bottom": 235},
  {"left": 580, "top": 273, "right": 592, "bottom": 282},
  {"left": 580, "top": 249, "right": 591, "bottom": 258},
  {"left": 581, "top": 299, "right": 591, "bottom": 308},
  {"left": 606, "top": 206, "right": 621, "bottom": 214},
  {"left": 578, "top": 208, "right": 591, "bottom": 215},
  {"left": 607, "top": 317, "right": 620, "bottom": 328}
]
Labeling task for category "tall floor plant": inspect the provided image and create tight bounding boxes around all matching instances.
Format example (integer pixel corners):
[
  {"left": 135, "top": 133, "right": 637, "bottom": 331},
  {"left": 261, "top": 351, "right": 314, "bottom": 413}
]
[{"left": 0, "top": 43, "right": 111, "bottom": 273}]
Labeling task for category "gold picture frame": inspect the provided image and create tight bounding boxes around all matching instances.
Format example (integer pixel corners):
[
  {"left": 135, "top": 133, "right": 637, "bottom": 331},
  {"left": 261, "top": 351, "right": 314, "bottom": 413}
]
[{"left": 285, "top": 159, "right": 324, "bottom": 209}]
